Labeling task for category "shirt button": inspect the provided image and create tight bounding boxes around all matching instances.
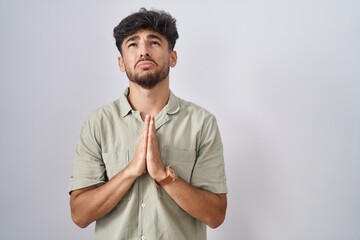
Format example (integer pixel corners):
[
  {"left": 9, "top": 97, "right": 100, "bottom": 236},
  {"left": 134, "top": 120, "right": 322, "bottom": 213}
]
[
  {"left": 141, "top": 236, "right": 146, "bottom": 240},
  {"left": 141, "top": 203, "right": 145, "bottom": 208}
]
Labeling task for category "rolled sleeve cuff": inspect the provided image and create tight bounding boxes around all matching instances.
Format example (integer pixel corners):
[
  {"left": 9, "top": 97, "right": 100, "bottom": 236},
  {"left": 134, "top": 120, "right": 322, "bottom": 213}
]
[
  {"left": 195, "top": 182, "right": 228, "bottom": 194},
  {"left": 68, "top": 176, "right": 105, "bottom": 194}
]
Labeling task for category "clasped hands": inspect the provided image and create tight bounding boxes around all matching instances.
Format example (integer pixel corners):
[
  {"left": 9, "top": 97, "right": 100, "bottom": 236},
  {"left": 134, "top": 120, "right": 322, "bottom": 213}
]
[{"left": 128, "top": 114, "right": 166, "bottom": 182}]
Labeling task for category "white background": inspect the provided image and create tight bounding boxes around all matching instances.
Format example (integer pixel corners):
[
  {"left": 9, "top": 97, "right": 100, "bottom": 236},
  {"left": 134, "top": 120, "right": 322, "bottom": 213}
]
[{"left": 1, "top": 0, "right": 359, "bottom": 239}]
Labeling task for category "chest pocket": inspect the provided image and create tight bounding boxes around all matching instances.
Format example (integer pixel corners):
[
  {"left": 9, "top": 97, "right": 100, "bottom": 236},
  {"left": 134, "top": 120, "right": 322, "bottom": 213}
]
[
  {"left": 102, "top": 151, "right": 129, "bottom": 180},
  {"left": 102, "top": 151, "right": 133, "bottom": 201},
  {"left": 161, "top": 147, "right": 197, "bottom": 184}
]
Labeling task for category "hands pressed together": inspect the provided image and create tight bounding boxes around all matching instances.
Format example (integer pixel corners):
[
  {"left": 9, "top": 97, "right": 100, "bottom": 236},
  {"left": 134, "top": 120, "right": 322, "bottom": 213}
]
[
  {"left": 128, "top": 114, "right": 167, "bottom": 182},
  {"left": 71, "top": 115, "right": 227, "bottom": 229}
]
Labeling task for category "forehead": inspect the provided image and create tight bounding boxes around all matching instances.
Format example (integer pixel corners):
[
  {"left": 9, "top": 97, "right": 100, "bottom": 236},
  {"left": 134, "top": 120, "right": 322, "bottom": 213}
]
[{"left": 124, "top": 29, "right": 166, "bottom": 42}]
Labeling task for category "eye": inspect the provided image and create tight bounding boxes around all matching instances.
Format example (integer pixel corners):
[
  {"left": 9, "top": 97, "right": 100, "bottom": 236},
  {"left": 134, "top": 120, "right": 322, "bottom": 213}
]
[
  {"left": 150, "top": 41, "right": 160, "bottom": 46},
  {"left": 128, "top": 43, "right": 137, "bottom": 48}
]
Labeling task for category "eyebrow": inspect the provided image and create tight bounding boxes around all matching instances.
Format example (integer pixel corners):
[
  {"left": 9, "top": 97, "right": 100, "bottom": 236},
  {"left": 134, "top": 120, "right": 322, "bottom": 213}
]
[
  {"left": 125, "top": 35, "right": 139, "bottom": 44},
  {"left": 147, "top": 34, "right": 163, "bottom": 42},
  {"left": 125, "top": 33, "right": 163, "bottom": 45}
]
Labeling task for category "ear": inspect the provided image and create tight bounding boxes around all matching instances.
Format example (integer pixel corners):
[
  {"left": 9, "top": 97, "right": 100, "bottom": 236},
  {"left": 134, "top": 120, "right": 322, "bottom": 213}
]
[
  {"left": 169, "top": 51, "right": 177, "bottom": 68},
  {"left": 118, "top": 56, "right": 126, "bottom": 72}
]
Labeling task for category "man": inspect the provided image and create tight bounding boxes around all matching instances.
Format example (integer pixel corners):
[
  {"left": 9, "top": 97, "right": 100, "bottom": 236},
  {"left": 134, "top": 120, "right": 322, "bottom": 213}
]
[{"left": 69, "top": 8, "right": 227, "bottom": 240}]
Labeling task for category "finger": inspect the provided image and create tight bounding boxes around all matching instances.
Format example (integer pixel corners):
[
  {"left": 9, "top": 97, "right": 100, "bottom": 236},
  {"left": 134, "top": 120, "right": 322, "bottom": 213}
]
[
  {"left": 148, "top": 116, "right": 156, "bottom": 143},
  {"left": 147, "top": 115, "right": 159, "bottom": 154},
  {"left": 146, "top": 116, "right": 164, "bottom": 179},
  {"left": 144, "top": 114, "right": 150, "bottom": 131},
  {"left": 137, "top": 114, "right": 150, "bottom": 157},
  {"left": 145, "top": 114, "right": 150, "bottom": 124},
  {"left": 141, "top": 115, "right": 150, "bottom": 140}
]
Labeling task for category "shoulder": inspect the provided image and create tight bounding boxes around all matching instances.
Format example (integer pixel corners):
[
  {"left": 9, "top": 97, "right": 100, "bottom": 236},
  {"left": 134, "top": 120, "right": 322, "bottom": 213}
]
[
  {"left": 178, "top": 97, "right": 216, "bottom": 123},
  {"left": 84, "top": 99, "right": 122, "bottom": 125}
]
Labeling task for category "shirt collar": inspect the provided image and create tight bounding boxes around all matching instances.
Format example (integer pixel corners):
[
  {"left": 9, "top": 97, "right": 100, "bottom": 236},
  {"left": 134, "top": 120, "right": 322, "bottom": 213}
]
[
  {"left": 165, "top": 91, "right": 180, "bottom": 115},
  {"left": 119, "top": 88, "right": 133, "bottom": 118},
  {"left": 119, "top": 88, "right": 180, "bottom": 118}
]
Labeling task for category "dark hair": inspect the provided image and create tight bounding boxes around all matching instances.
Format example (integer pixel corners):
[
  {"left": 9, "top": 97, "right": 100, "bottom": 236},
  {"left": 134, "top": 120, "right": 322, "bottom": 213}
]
[{"left": 113, "top": 8, "right": 179, "bottom": 54}]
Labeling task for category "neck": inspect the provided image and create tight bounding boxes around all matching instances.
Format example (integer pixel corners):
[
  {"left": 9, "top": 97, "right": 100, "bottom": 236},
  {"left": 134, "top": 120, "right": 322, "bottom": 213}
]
[{"left": 127, "top": 79, "right": 170, "bottom": 119}]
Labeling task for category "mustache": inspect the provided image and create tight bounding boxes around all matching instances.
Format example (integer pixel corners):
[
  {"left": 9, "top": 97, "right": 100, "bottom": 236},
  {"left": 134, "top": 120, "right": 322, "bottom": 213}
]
[{"left": 135, "top": 57, "right": 157, "bottom": 68}]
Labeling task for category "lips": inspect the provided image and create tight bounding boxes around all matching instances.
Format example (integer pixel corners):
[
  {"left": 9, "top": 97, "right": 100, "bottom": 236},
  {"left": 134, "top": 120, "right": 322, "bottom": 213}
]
[
  {"left": 135, "top": 59, "right": 157, "bottom": 69},
  {"left": 137, "top": 61, "right": 155, "bottom": 68}
]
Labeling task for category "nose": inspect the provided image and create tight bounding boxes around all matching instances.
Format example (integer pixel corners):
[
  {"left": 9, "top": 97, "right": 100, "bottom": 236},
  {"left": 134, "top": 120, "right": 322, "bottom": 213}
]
[{"left": 139, "top": 43, "right": 150, "bottom": 58}]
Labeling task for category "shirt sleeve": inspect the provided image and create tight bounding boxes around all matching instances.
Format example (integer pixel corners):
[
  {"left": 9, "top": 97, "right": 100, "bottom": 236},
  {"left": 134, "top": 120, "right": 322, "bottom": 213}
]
[
  {"left": 191, "top": 116, "right": 228, "bottom": 194},
  {"left": 69, "top": 114, "right": 106, "bottom": 193}
]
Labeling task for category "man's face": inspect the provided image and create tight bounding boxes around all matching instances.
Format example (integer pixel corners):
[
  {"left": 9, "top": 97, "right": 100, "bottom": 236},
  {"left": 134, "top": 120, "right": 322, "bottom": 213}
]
[{"left": 118, "top": 29, "right": 177, "bottom": 89}]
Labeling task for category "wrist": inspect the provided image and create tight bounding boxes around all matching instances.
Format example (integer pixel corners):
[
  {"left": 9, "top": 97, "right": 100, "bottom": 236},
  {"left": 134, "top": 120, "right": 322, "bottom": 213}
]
[
  {"left": 154, "top": 167, "right": 167, "bottom": 182},
  {"left": 155, "top": 165, "right": 178, "bottom": 187},
  {"left": 123, "top": 164, "right": 143, "bottom": 179}
]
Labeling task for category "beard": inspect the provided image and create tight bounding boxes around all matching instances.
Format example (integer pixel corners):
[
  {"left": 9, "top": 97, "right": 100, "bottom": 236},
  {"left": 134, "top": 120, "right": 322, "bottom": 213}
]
[{"left": 126, "top": 64, "right": 170, "bottom": 90}]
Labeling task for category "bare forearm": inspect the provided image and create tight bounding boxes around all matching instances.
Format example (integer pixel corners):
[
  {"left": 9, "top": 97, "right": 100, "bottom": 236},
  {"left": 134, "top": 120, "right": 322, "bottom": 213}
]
[
  {"left": 163, "top": 178, "right": 227, "bottom": 228},
  {"left": 71, "top": 116, "right": 151, "bottom": 228},
  {"left": 70, "top": 168, "right": 137, "bottom": 228}
]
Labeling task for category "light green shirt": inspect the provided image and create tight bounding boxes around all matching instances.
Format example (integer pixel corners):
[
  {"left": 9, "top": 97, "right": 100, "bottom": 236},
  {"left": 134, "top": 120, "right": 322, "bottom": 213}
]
[{"left": 69, "top": 89, "right": 227, "bottom": 240}]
